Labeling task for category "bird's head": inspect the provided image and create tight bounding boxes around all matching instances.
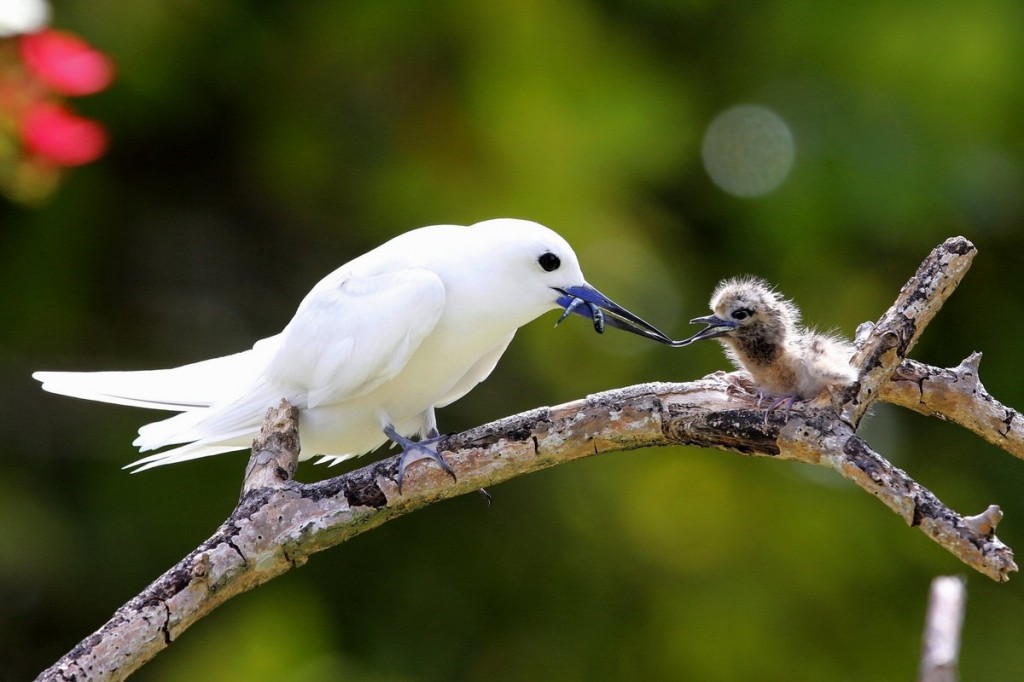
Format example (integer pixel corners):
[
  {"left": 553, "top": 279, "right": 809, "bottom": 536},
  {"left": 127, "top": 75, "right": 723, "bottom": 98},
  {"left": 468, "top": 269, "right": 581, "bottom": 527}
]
[
  {"left": 463, "top": 219, "right": 673, "bottom": 343},
  {"left": 676, "top": 276, "right": 797, "bottom": 347}
]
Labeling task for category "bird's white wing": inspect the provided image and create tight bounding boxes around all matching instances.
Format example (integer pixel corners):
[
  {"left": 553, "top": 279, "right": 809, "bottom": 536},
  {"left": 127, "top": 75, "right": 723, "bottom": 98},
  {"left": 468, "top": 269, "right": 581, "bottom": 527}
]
[
  {"left": 33, "top": 336, "right": 281, "bottom": 411},
  {"left": 129, "top": 269, "right": 446, "bottom": 464},
  {"left": 434, "top": 332, "right": 515, "bottom": 408},
  {"left": 265, "top": 268, "right": 447, "bottom": 409}
]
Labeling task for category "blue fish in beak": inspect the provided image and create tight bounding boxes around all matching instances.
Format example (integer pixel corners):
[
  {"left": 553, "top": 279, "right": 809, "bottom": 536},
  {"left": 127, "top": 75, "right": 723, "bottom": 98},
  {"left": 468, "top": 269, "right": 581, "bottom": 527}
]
[{"left": 553, "top": 285, "right": 674, "bottom": 343}]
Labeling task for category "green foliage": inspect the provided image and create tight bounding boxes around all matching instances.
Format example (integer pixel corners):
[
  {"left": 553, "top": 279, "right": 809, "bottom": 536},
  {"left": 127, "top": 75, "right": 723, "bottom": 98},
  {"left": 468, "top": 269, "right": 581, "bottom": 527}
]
[{"left": 4, "top": 0, "right": 1024, "bottom": 679}]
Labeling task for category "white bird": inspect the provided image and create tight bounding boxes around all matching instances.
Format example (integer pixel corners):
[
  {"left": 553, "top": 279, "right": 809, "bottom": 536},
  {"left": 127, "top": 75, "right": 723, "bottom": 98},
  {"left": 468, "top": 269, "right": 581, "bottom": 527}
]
[
  {"left": 34, "top": 218, "right": 672, "bottom": 488},
  {"left": 675, "top": 276, "right": 857, "bottom": 417}
]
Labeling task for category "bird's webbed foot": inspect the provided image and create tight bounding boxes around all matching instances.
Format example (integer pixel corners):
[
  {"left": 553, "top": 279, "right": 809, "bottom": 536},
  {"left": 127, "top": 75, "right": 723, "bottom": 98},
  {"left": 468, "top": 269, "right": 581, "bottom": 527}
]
[
  {"left": 761, "top": 394, "right": 799, "bottom": 427},
  {"left": 384, "top": 424, "right": 456, "bottom": 493},
  {"left": 724, "top": 373, "right": 758, "bottom": 401}
]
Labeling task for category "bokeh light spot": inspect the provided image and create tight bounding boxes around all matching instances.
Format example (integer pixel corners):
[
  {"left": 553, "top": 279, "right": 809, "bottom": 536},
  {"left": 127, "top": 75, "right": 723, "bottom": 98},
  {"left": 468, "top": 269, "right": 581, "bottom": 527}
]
[{"left": 701, "top": 104, "right": 795, "bottom": 198}]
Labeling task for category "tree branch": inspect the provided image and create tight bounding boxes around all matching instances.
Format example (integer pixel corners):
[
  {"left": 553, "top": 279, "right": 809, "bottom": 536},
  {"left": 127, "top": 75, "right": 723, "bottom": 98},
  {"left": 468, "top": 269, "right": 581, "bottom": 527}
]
[
  {"left": 842, "top": 236, "right": 976, "bottom": 427},
  {"left": 882, "top": 355, "right": 1024, "bottom": 460},
  {"left": 38, "top": 235, "right": 1021, "bottom": 680}
]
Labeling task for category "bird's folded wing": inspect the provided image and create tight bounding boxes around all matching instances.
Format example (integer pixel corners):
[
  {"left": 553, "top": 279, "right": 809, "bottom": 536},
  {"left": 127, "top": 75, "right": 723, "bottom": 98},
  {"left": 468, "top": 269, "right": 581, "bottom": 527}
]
[
  {"left": 264, "top": 268, "right": 447, "bottom": 408},
  {"left": 434, "top": 334, "right": 514, "bottom": 409}
]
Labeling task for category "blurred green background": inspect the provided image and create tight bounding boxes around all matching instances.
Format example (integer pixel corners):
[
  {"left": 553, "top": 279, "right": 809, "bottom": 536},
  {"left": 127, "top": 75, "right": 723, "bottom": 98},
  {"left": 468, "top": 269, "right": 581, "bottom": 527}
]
[{"left": 4, "top": 0, "right": 1024, "bottom": 680}]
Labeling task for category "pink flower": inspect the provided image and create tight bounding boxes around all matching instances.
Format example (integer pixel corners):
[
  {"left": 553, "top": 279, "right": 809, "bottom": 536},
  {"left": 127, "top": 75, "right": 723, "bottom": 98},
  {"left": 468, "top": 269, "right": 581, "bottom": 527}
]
[
  {"left": 19, "top": 29, "right": 114, "bottom": 96},
  {"left": 21, "top": 100, "right": 108, "bottom": 166}
]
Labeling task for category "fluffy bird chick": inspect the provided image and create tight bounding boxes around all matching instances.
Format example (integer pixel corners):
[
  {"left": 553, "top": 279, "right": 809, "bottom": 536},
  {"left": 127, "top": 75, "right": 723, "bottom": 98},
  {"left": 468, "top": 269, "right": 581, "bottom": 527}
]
[{"left": 678, "top": 276, "right": 857, "bottom": 415}]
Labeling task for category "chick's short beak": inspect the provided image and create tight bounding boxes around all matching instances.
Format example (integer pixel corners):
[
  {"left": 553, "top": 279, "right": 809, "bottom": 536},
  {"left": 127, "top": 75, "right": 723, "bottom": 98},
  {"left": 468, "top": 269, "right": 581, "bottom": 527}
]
[
  {"left": 553, "top": 284, "right": 674, "bottom": 343},
  {"left": 670, "top": 315, "right": 738, "bottom": 347}
]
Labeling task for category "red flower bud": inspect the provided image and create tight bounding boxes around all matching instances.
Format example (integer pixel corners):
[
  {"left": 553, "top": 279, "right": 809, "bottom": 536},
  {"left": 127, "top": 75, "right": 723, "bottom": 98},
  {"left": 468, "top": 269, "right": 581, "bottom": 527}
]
[
  {"left": 21, "top": 101, "right": 108, "bottom": 166},
  {"left": 19, "top": 29, "right": 114, "bottom": 97}
]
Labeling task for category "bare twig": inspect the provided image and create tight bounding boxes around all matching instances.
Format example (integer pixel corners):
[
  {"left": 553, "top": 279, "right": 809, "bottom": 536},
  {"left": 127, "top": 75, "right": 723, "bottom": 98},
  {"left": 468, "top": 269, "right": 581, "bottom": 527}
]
[
  {"left": 37, "top": 236, "right": 1020, "bottom": 680},
  {"left": 843, "top": 236, "right": 976, "bottom": 427},
  {"left": 663, "top": 381, "right": 1016, "bottom": 580},
  {"left": 882, "top": 355, "right": 1024, "bottom": 460},
  {"left": 918, "top": 575, "right": 967, "bottom": 682},
  {"left": 240, "top": 400, "right": 301, "bottom": 497}
]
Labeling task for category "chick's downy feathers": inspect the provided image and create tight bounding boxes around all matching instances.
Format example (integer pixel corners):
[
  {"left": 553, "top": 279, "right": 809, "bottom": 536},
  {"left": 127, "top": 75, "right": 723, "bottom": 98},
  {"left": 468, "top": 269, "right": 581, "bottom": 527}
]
[{"left": 687, "top": 276, "right": 857, "bottom": 403}]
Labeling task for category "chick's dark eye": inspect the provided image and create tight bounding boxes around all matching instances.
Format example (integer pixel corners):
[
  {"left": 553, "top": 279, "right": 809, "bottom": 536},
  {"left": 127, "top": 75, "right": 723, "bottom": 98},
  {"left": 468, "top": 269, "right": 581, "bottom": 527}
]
[
  {"left": 538, "top": 252, "right": 561, "bottom": 272},
  {"left": 732, "top": 308, "right": 753, "bottom": 321}
]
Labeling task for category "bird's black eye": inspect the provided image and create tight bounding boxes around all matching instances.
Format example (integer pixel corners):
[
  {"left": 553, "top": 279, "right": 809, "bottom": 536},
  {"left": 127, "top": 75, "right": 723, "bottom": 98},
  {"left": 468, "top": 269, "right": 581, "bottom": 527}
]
[
  {"left": 538, "top": 252, "right": 561, "bottom": 272},
  {"left": 732, "top": 308, "right": 753, "bottom": 321}
]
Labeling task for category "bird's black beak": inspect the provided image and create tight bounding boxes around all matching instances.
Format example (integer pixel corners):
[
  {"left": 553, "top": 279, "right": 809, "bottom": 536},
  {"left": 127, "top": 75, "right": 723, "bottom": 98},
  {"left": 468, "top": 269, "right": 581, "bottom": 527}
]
[
  {"left": 554, "top": 284, "right": 673, "bottom": 343},
  {"left": 670, "top": 314, "right": 738, "bottom": 347}
]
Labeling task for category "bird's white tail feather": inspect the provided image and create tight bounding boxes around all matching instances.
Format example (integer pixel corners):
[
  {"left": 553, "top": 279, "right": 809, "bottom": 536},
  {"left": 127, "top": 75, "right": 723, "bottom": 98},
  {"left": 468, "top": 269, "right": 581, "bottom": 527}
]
[
  {"left": 33, "top": 337, "right": 279, "bottom": 412},
  {"left": 133, "top": 408, "right": 222, "bottom": 450},
  {"left": 132, "top": 377, "right": 295, "bottom": 452},
  {"left": 126, "top": 442, "right": 249, "bottom": 472},
  {"left": 316, "top": 453, "right": 358, "bottom": 467},
  {"left": 126, "top": 390, "right": 299, "bottom": 470},
  {"left": 34, "top": 368, "right": 211, "bottom": 411}
]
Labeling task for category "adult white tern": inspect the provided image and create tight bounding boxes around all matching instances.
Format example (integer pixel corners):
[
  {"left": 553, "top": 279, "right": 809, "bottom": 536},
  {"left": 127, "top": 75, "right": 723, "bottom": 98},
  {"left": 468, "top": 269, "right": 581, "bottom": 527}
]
[{"left": 34, "top": 218, "right": 673, "bottom": 489}]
